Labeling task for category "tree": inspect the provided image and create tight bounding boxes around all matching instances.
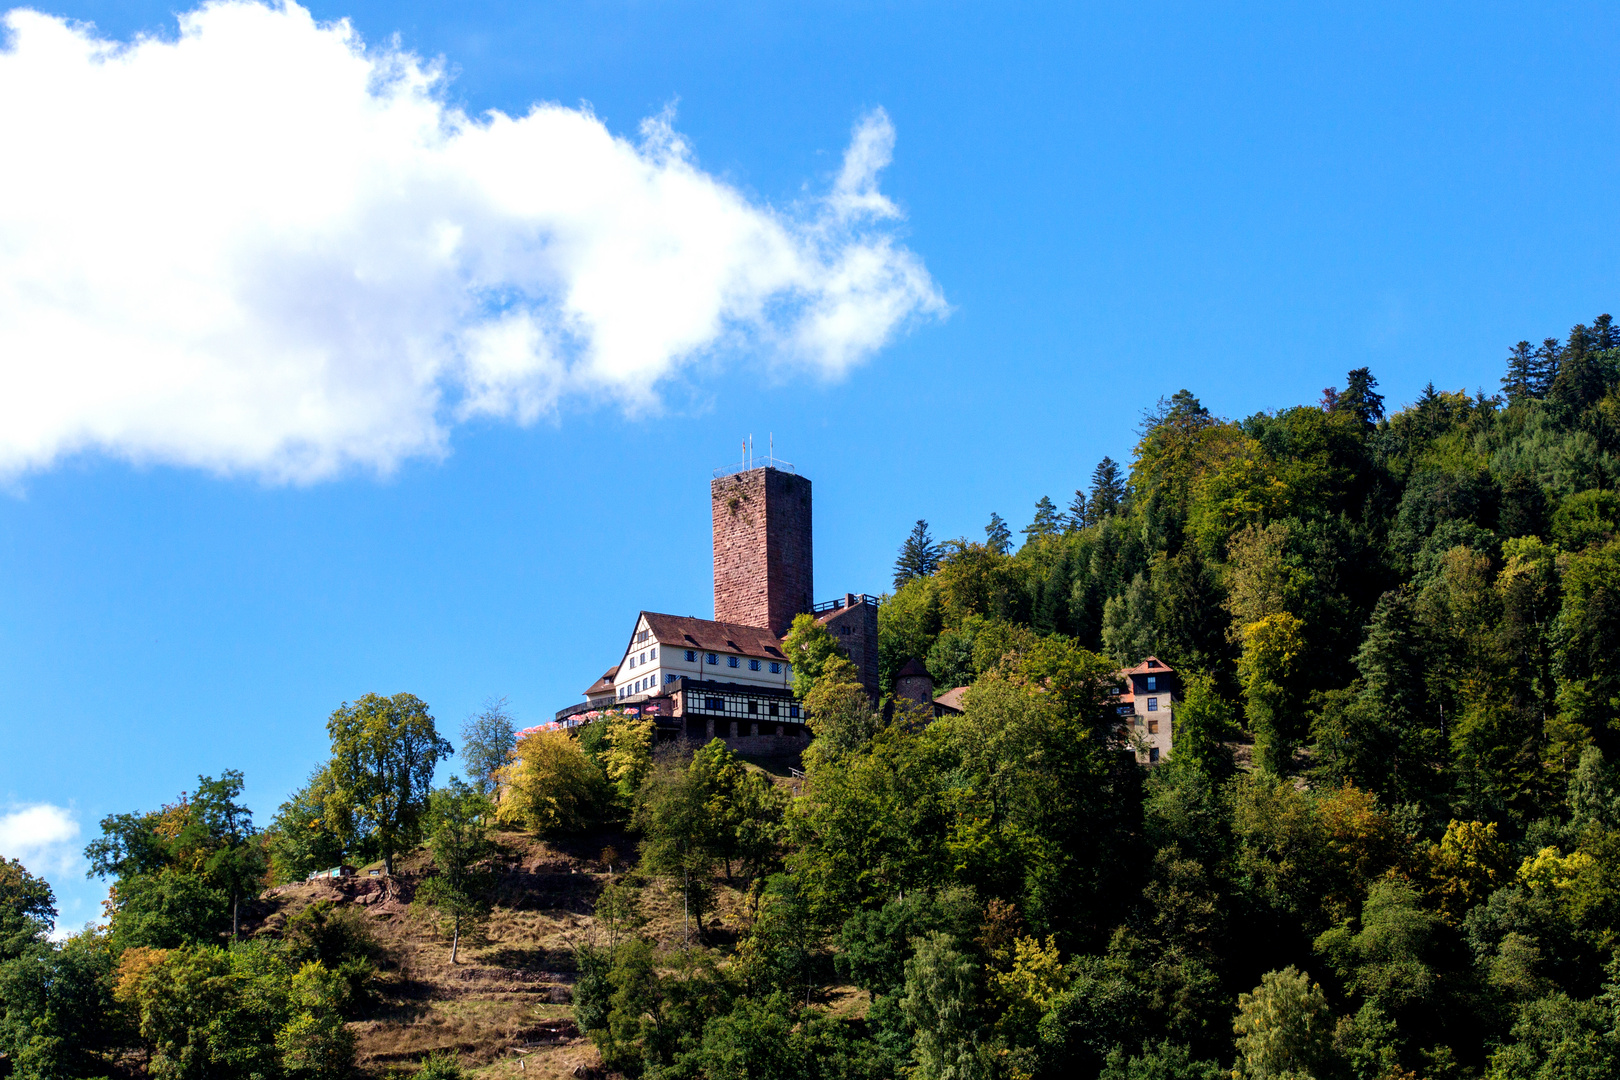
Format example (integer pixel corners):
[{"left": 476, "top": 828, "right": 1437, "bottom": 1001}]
[
  {"left": 180, "top": 770, "right": 266, "bottom": 939},
  {"left": 324, "top": 692, "right": 453, "bottom": 875},
  {"left": 805, "top": 655, "right": 882, "bottom": 755},
  {"left": 1231, "top": 966, "right": 1334, "bottom": 1080},
  {"left": 459, "top": 697, "right": 517, "bottom": 796},
  {"left": 894, "top": 519, "right": 943, "bottom": 589},
  {"left": 414, "top": 778, "right": 497, "bottom": 964},
  {"left": 985, "top": 512, "right": 1013, "bottom": 555},
  {"left": 1066, "top": 489, "right": 1088, "bottom": 532},
  {"left": 0, "top": 857, "right": 56, "bottom": 961},
  {"left": 602, "top": 711, "right": 655, "bottom": 804},
  {"left": 1530, "top": 336, "right": 1562, "bottom": 397},
  {"left": 1022, "top": 496, "right": 1062, "bottom": 542},
  {"left": 496, "top": 727, "right": 606, "bottom": 834},
  {"left": 266, "top": 768, "right": 346, "bottom": 885},
  {"left": 1334, "top": 367, "right": 1385, "bottom": 428},
  {"left": 1502, "top": 340, "right": 1537, "bottom": 402},
  {"left": 1088, "top": 457, "right": 1126, "bottom": 522},
  {"left": 783, "top": 612, "right": 847, "bottom": 698}
]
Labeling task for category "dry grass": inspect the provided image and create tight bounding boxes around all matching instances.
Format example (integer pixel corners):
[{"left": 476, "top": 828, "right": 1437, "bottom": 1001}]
[{"left": 247, "top": 807, "right": 825, "bottom": 1078}]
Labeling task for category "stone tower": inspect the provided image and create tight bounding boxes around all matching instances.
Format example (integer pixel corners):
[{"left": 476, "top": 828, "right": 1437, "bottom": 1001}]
[{"left": 712, "top": 466, "right": 813, "bottom": 636}]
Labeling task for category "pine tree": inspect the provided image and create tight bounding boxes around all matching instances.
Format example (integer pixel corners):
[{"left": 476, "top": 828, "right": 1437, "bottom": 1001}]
[
  {"left": 985, "top": 513, "right": 1012, "bottom": 555},
  {"left": 893, "top": 520, "right": 942, "bottom": 589},
  {"left": 1530, "top": 337, "right": 1561, "bottom": 398},
  {"left": 1352, "top": 588, "right": 1439, "bottom": 803},
  {"left": 1087, "top": 457, "right": 1124, "bottom": 523},
  {"left": 1594, "top": 313, "right": 1617, "bottom": 350},
  {"left": 1501, "top": 340, "right": 1535, "bottom": 402},
  {"left": 1022, "top": 496, "right": 1061, "bottom": 541},
  {"left": 1065, "top": 490, "right": 1087, "bottom": 532},
  {"left": 1334, "top": 367, "right": 1385, "bottom": 427}
]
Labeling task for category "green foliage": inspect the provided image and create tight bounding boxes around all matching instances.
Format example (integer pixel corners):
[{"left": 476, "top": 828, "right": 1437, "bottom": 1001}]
[
  {"left": 413, "top": 778, "right": 497, "bottom": 963},
  {"left": 785, "top": 612, "right": 848, "bottom": 698},
  {"left": 496, "top": 726, "right": 609, "bottom": 833},
  {"left": 1231, "top": 966, "right": 1334, "bottom": 1080},
  {"left": 894, "top": 519, "right": 943, "bottom": 589},
  {"left": 0, "top": 928, "right": 118, "bottom": 1079},
  {"left": 459, "top": 696, "right": 517, "bottom": 796},
  {"left": 323, "top": 692, "right": 453, "bottom": 874},
  {"left": 266, "top": 769, "right": 346, "bottom": 885},
  {"left": 0, "top": 858, "right": 56, "bottom": 962}
]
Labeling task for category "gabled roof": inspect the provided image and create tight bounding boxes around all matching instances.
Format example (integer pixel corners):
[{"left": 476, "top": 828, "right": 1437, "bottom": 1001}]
[
  {"left": 583, "top": 667, "right": 619, "bottom": 697},
  {"left": 638, "top": 612, "right": 788, "bottom": 661},
  {"left": 1119, "top": 656, "right": 1174, "bottom": 677},
  {"left": 934, "top": 685, "right": 969, "bottom": 713}
]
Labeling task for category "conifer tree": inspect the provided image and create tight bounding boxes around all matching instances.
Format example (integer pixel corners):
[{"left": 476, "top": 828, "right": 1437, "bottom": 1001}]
[
  {"left": 1530, "top": 336, "right": 1562, "bottom": 398},
  {"left": 1594, "top": 312, "right": 1618, "bottom": 349},
  {"left": 893, "top": 519, "right": 942, "bottom": 589},
  {"left": 1022, "top": 496, "right": 1061, "bottom": 541},
  {"left": 1334, "top": 367, "right": 1385, "bottom": 427},
  {"left": 1501, "top": 340, "right": 1536, "bottom": 402},
  {"left": 1065, "top": 489, "right": 1087, "bottom": 532},
  {"left": 1087, "top": 457, "right": 1124, "bottom": 522},
  {"left": 985, "top": 512, "right": 1012, "bottom": 555}
]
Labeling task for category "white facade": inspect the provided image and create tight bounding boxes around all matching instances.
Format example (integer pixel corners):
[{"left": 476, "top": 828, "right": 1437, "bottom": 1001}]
[
  {"left": 1122, "top": 667, "right": 1173, "bottom": 764},
  {"left": 612, "top": 613, "right": 794, "bottom": 702}
]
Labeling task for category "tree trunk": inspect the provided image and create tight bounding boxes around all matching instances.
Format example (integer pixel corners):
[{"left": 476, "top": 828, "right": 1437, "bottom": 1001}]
[
  {"left": 451, "top": 914, "right": 460, "bottom": 964},
  {"left": 232, "top": 892, "right": 239, "bottom": 940}
]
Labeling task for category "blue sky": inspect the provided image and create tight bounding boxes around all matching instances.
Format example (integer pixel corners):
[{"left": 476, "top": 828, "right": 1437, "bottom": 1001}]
[{"left": 2, "top": 0, "right": 1618, "bottom": 928}]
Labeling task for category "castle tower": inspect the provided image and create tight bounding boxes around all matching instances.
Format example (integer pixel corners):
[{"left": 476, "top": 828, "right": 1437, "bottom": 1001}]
[{"left": 712, "top": 466, "right": 813, "bottom": 636}]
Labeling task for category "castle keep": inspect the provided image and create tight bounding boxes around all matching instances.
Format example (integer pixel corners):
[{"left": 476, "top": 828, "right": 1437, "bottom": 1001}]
[{"left": 551, "top": 456, "right": 878, "bottom": 751}]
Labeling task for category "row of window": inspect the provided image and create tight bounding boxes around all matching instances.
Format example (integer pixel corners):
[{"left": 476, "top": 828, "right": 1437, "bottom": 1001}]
[
  {"left": 619, "top": 673, "right": 678, "bottom": 698},
  {"left": 681, "top": 649, "right": 785, "bottom": 675},
  {"left": 628, "top": 646, "right": 658, "bottom": 669},
  {"left": 700, "top": 696, "right": 800, "bottom": 718}
]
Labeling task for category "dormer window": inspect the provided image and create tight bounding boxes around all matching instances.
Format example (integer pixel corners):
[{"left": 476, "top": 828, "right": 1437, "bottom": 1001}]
[
  {"left": 1147, "top": 658, "right": 1160, "bottom": 668},
  {"left": 1146, "top": 676, "right": 1156, "bottom": 691}
]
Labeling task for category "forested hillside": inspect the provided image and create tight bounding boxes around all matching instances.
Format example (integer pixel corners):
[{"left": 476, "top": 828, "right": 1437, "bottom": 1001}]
[{"left": 5, "top": 314, "right": 1620, "bottom": 1080}]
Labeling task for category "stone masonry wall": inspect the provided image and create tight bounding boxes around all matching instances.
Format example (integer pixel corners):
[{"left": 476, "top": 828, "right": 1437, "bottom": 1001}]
[
  {"left": 820, "top": 595, "right": 879, "bottom": 702},
  {"left": 711, "top": 467, "right": 813, "bottom": 636}
]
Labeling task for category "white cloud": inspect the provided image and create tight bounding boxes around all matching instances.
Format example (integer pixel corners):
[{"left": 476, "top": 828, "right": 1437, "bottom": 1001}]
[
  {"left": 0, "top": 803, "right": 81, "bottom": 877},
  {"left": 0, "top": 2, "right": 944, "bottom": 482}
]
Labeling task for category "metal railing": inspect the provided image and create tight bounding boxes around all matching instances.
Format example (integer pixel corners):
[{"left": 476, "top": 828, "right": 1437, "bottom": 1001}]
[
  {"left": 811, "top": 593, "right": 879, "bottom": 614},
  {"left": 713, "top": 454, "right": 796, "bottom": 478}
]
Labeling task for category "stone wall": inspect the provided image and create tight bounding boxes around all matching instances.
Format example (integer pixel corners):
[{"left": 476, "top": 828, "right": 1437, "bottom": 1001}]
[
  {"left": 820, "top": 595, "right": 880, "bottom": 701},
  {"left": 711, "top": 467, "right": 813, "bottom": 636}
]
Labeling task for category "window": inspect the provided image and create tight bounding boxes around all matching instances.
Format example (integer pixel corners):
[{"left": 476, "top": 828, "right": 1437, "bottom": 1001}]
[
  {"left": 769, "top": 704, "right": 780, "bottom": 716},
  {"left": 685, "top": 649, "right": 696, "bottom": 662},
  {"left": 706, "top": 653, "right": 718, "bottom": 665},
  {"left": 789, "top": 704, "right": 801, "bottom": 718},
  {"left": 1147, "top": 718, "right": 1158, "bottom": 734},
  {"left": 1146, "top": 676, "right": 1157, "bottom": 691},
  {"left": 639, "top": 651, "right": 647, "bottom": 665},
  {"left": 769, "top": 662, "right": 781, "bottom": 674},
  {"left": 628, "top": 655, "right": 636, "bottom": 668},
  {"left": 747, "top": 701, "right": 758, "bottom": 714},
  {"left": 1149, "top": 747, "right": 1160, "bottom": 763},
  {"left": 749, "top": 658, "right": 760, "bottom": 671},
  {"left": 665, "top": 674, "right": 676, "bottom": 684},
  {"left": 728, "top": 656, "right": 739, "bottom": 668},
  {"left": 1147, "top": 697, "right": 1158, "bottom": 712},
  {"left": 650, "top": 647, "right": 657, "bottom": 660},
  {"left": 705, "top": 697, "right": 724, "bottom": 711},
  {"left": 636, "top": 630, "right": 650, "bottom": 643}
]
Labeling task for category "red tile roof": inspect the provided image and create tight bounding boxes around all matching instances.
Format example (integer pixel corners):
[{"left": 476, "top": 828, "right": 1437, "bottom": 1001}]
[
  {"left": 640, "top": 612, "right": 787, "bottom": 661},
  {"left": 934, "top": 685, "right": 970, "bottom": 712},
  {"left": 1118, "top": 656, "right": 1174, "bottom": 678}
]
